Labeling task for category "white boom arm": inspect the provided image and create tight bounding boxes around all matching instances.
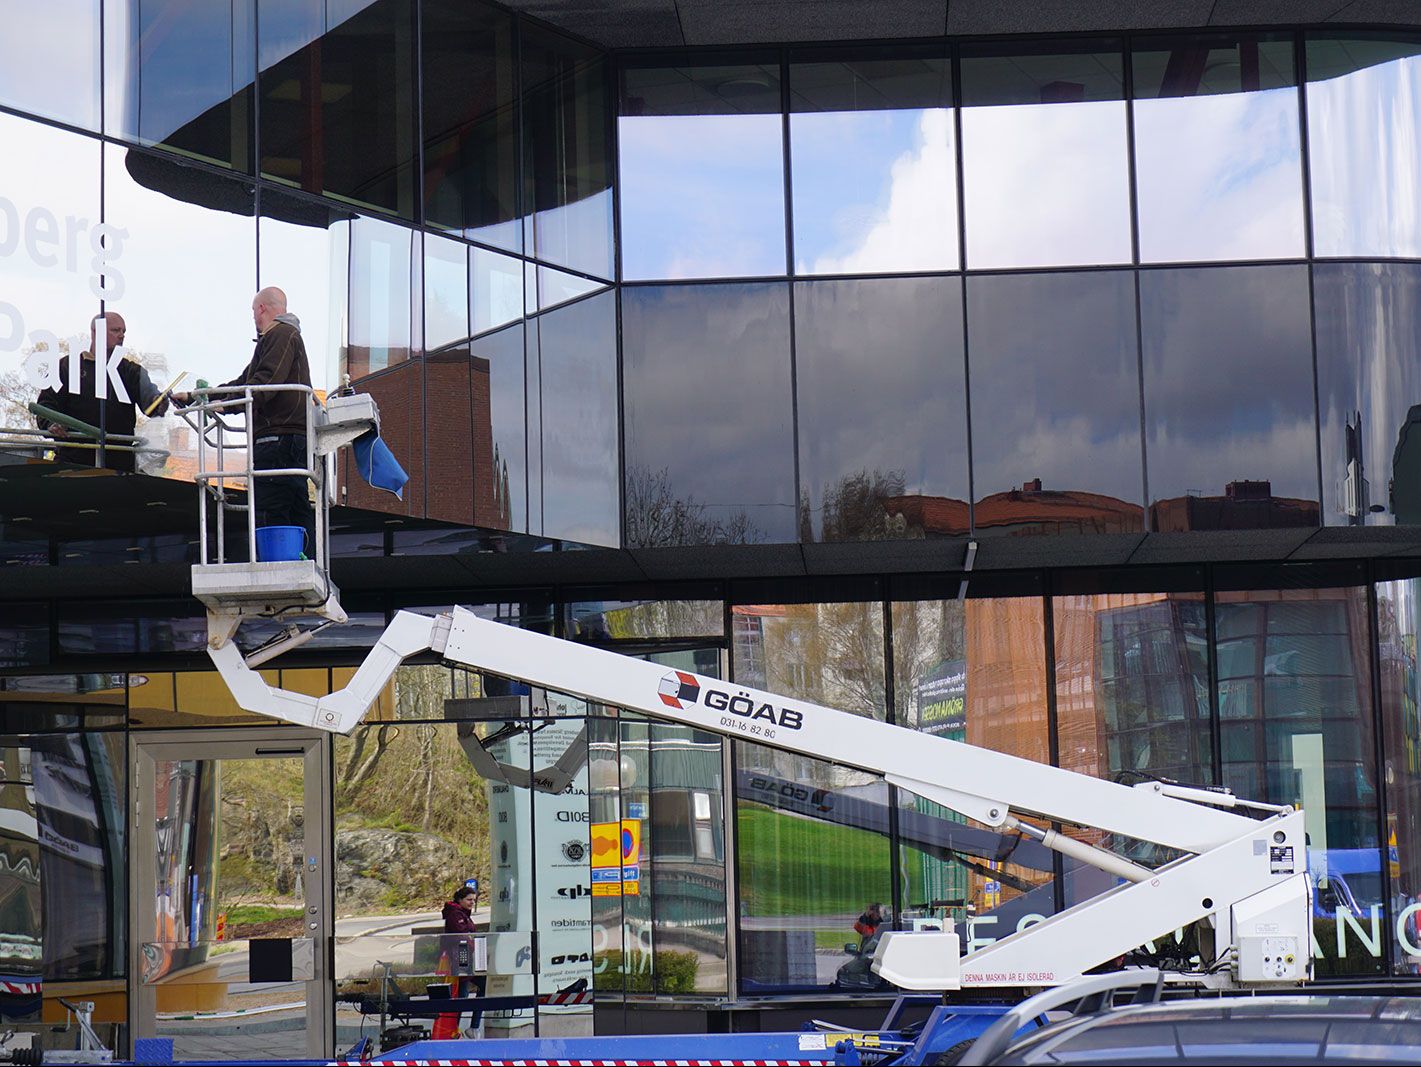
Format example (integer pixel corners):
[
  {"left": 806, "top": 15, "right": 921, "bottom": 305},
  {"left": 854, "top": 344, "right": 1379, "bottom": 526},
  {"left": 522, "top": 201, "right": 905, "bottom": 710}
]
[{"left": 206, "top": 606, "right": 1312, "bottom": 991}]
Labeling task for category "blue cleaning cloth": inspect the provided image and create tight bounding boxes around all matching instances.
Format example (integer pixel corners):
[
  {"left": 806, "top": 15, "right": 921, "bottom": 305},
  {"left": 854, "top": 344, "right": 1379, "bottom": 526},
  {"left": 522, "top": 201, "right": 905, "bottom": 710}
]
[{"left": 353, "top": 431, "right": 408, "bottom": 500}]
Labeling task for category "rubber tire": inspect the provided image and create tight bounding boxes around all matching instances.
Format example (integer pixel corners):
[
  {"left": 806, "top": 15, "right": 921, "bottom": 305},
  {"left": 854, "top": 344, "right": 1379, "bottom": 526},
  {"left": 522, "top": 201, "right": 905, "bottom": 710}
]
[{"left": 933, "top": 1038, "right": 978, "bottom": 1065}]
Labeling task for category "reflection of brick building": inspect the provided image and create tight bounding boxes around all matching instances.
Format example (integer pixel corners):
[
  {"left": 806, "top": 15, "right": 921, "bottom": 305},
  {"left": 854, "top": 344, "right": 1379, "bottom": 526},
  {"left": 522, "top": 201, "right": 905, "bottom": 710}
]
[
  {"left": 963, "top": 597, "right": 1049, "bottom": 765},
  {"left": 344, "top": 351, "right": 509, "bottom": 528},
  {"left": 1152, "top": 480, "right": 1320, "bottom": 531},
  {"left": 888, "top": 480, "right": 1145, "bottom": 537}
]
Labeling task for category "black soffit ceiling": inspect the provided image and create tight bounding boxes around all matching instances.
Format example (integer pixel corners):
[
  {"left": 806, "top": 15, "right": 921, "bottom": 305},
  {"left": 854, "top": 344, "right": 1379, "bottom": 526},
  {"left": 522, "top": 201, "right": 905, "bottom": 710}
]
[{"left": 502, "top": 0, "right": 1419, "bottom": 50}]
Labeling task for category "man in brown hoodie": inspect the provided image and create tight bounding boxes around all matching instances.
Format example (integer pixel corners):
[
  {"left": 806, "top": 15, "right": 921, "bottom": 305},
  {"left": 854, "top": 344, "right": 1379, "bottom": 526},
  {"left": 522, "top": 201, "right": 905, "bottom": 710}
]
[{"left": 215, "top": 287, "right": 314, "bottom": 546}]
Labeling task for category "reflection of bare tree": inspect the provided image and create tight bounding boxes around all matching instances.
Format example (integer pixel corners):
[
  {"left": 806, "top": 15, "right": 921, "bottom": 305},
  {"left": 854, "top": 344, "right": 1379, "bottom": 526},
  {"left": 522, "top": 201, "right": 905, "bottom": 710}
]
[
  {"left": 625, "top": 465, "right": 760, "bottom": 547},
  {"left": 0, "top": 368, "right": 36, "bottom": 428},
  {"left": 803, "top": 469, "right": 925, "bottom": 542},
  {"left": 891, "top": 600, "right": 965, "bottom": 731}
]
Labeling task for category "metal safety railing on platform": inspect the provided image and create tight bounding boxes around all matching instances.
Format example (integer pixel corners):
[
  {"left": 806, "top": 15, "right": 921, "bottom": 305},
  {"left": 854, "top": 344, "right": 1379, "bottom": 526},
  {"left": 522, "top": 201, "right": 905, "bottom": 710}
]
[
  {"left": 181, "top": 383, "right": 328, "bottom": 576},
  {"left": 0, "top": 401, "right": 170, "bottom": 467},
  {"left": 183, "top": 383, "right": 380, "bottom": 655}
]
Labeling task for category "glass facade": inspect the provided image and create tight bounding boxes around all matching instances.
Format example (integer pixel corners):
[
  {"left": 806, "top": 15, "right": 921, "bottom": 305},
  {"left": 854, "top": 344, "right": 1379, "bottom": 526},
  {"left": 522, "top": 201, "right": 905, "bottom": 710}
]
[
  {"left": 11, "top": 10, "right": 1421, "bottom": 1055},
  {"left": 9, "top": 22, "right": 1421, "bottom": 541}
]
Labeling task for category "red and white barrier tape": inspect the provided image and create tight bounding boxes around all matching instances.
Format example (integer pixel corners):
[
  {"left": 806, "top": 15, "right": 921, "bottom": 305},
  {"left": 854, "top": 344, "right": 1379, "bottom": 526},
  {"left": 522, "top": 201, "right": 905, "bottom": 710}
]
[{"left": 0, "top": 981, "right": 40, "bottom": 995}]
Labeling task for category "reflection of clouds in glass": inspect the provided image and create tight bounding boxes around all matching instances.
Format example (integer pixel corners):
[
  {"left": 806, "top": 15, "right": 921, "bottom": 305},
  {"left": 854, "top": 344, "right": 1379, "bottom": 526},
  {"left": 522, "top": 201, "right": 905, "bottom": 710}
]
[
  {"left": 259, "top": 214, "right": 345, "bottom": 393},
  {"left": 1135, "top": 89, "right": 1304, "bottom": 263},
  {"left": 539, "top": 291, "right": 619, "bottom": 547},
  {"left": 1314, "top": 263, "right": 1421, "bottom": 526},
  {"left": 0, "top": 0, "right": 99, "bottom": 130},
  {"left": 963, "top": 100, "right": 1131, "bottom": 269},
  {"left": 969, "top": 273, "right": 1142, "bottom": 504},
  {"left": 1142, "top": 266, "right": 1317, "bottom": 502},
  {"left": 793, "top": 109, "right": 958, "bottom": 275},
  {"left": 618, "top": 114, "right": 785, "bottom": 280},
  {"left": 622, "top": 284, "right": 795, "bottom": 543},
  {"left": 794, "top": 278, "right": 967, "bottom": 539},
  {"left": 1309, "top": 54, "right": 1421, "bottom": 257},
  {"left": 103, "top": 144, "right": 255, "bottom": 390},
  {"left": 0, "top": 113, "right": 100, "bottom": 350},
  {"left": 534, "top": 188, "right": 613, "bottom": 280}
]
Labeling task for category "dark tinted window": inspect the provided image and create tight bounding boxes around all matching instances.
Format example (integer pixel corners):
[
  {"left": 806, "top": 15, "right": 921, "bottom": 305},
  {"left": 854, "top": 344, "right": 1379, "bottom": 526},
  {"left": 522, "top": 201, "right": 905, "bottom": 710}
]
[
  {"left": 968, "top": 271, "right": 1144, "bottom": 533},
  {"left": 537, "top": 291, "right": 619, "bottom": 547},
  {"left": 105, "top": 0, "right": 255, "bottom": 169},
  {"left": 57, "top": 599, "right": 206, "bottom": 655},
  {"left": 422, "top": 0, "right": 518, "bottom": 250},
  {"left": 470, "top": 322, "right": 527, "bottom": 532},
  {"left": 795, "top": 277, "right": 968, "bottom": 541},
  {"left": 623, "top": 284, "right": 795, "bottom": 546},
  {"left": 1315, "top": 263, "right": 1421, "bottom": 527},
  {"left": 0, "top": 605, "right": 49, "bottom": 668},
  {"left": 1140, "top": 265, "right": 1319, "bottom": 530},
  {"left": 523, "top": 25, "right": 613, "bottom": 278},
  {"left": 259, "top": 0, "right": 417, "bottom": 218}
]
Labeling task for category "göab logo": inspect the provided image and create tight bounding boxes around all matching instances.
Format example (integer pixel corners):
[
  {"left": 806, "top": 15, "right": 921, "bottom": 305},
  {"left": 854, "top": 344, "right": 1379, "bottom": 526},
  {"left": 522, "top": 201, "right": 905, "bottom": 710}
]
[{"left": 658, "top": 671, "right": 700, "bottom": 710}]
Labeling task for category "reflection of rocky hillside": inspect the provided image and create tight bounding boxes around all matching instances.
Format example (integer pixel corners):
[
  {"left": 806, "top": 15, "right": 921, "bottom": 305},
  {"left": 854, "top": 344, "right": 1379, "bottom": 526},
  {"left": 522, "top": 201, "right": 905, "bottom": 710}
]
[{"left": 336, "top": 828, "right": 467, "bottom": 911}]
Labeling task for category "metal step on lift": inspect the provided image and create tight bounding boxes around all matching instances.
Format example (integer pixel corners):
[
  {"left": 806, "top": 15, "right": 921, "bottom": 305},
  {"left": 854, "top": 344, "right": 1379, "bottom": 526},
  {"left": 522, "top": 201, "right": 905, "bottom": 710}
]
[{"left": 186, "top": 383, "right": 378, "bottom": 658}]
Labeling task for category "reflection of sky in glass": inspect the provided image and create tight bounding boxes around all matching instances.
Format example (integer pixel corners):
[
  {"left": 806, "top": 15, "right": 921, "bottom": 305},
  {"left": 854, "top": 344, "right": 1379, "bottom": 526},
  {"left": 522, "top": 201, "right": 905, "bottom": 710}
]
[
  {"left": 539, "top": 291, "right": 619, "bottom": 547},
  {"left": 423, "top": 233, "right": 469, "bottom": 351},
  {"left": 0, "top": 113, "right": 101, "bottom": 355},
  {"left": 1309, "top": 53, "right": 1421, "bottom": 257},
  {"left": 349, "top": 216, "right": 412, "bottom": 372},
  {"left": 535, "top": 189, "right": 613, "bottom": 280},
  {"left": 968, "top": 271, "right": 1143, "bottom": 507},
  {"left": 103, "top": 143, "right": 256, "bottom": 391},
  {"left": 962, "top": 100, "right": 1131, "bottom": 269},
  {"left": 1135, "top": 88, "right": 1304, "bottom": 262},
  {"left": 537, "top": 266, "right": 606, "bottom": 311},
  {"left": 1314, "top": 263, "right": 1421, "bottom": 526},
  {"left": 619, "top": 114, "right": 786, "bottom": 280},
  {"left": 1141, "top": 265, "right": 1317, "bottom": 507},
  {"left": 0, "top": 0, "right": 100, "bottom": 131},
  {"left": 469, "top": 247, "right": 517, "bottom": 330},
  {"left": 259, "top": 209, "right": 346, "bottom": 392},
  {"left": 792, "top": 109, "right": 958, "bottom": 274}
]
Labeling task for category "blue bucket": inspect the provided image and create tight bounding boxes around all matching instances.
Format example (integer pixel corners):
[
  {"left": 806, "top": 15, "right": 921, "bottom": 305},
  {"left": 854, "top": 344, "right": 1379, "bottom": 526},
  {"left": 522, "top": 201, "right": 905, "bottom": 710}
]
[{"left": 255, "top": 525, "right": 306, "bottom": 562}]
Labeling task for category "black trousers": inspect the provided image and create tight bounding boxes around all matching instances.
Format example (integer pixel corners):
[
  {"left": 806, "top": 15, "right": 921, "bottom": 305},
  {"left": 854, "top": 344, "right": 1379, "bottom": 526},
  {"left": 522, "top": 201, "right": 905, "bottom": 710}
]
[{"left": 253, "top": 434, "right": 315, "bottom": 549}]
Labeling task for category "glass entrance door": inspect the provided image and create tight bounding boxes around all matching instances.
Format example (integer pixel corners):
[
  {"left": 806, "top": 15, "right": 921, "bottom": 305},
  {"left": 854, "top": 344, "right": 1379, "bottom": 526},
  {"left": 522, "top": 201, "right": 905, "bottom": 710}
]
[{"left": 130, "top": 731, "right": 330, "bottom": 1060}]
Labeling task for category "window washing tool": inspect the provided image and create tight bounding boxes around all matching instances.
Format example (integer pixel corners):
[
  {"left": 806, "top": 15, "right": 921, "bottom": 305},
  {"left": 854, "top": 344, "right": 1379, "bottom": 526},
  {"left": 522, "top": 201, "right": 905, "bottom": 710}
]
[{"left": 144, "top": 370, "right": 188, "bottom": 416}]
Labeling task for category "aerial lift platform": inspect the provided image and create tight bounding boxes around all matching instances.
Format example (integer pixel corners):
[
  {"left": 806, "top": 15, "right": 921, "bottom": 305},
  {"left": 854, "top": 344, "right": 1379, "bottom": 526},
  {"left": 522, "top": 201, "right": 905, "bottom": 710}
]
[{"left": 15, "top": 385, "right": 1308, "bottom": 1067}]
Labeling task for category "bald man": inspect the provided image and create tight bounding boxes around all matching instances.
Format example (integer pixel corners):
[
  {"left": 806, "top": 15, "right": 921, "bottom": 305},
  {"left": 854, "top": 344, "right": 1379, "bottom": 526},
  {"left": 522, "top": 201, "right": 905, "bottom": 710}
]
[
  {"left": 217, "top": 287, "right": 314, "bottom": 541},
  {"left": 36, "top": 312, "right": 170, "bottom": 471}
]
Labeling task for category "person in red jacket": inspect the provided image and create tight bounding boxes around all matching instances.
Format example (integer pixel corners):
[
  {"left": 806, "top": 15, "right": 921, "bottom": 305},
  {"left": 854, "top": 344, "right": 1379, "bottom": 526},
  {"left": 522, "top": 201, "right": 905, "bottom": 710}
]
[
  {"left": 433, "top": 886, "right": 479, "bottom": 1040},
  {"left": 853, "top": 902, "right": 884, "bottom": 945}
]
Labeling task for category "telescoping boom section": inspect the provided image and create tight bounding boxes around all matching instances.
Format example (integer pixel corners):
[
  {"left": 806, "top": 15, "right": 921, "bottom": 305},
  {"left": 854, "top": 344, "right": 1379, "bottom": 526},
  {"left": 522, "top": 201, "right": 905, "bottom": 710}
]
[{"left": 206, "top": 606, "right": 1311, "bottom": 993}]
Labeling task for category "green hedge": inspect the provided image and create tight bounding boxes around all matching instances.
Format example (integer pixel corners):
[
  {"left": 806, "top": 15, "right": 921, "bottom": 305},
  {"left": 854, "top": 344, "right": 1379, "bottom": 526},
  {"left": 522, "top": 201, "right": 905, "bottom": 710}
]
[{"left": 593, "top": 949, "right": 699, "bottom": 994}]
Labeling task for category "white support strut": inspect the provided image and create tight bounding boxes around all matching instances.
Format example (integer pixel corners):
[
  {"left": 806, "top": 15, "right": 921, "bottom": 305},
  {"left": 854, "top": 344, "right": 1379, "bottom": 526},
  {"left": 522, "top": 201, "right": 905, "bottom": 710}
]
[{"left": 203, "top": 605, "right": 1312, "bottom": 992}]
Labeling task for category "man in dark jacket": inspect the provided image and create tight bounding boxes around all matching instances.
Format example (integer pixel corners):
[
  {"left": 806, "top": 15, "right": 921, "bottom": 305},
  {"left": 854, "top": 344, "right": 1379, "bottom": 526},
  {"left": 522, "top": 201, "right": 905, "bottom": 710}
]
[
  {"left": 214, "top": 287, "right": 315, "bottom": 544},
  {"left": 36, "top": 313, "right": 170, "bottom": 472}
]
